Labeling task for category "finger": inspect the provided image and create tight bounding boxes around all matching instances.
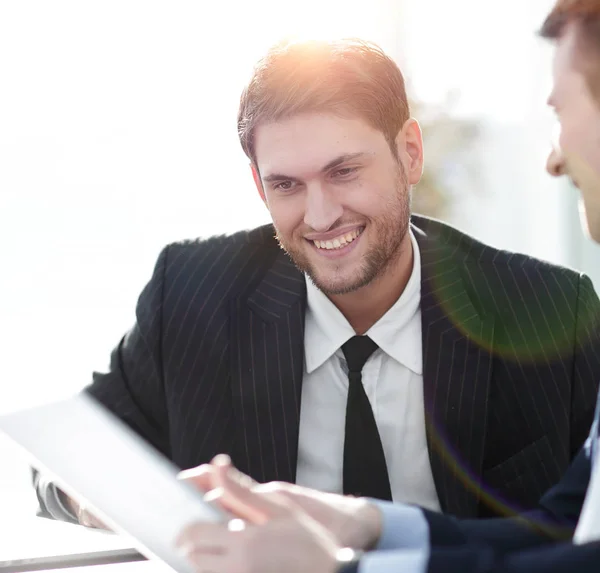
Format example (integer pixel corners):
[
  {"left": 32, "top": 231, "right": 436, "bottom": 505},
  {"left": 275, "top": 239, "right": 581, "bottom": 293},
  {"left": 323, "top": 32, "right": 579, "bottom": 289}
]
[
  {"left": 78, "top": 508, "right": 109, "bottom": 530},
  {"left": 211, "top": 455, "right": 292, "bottom": 523},
  {"left": 254, "top": 482, "right": 342, "bottom": 509},
  {"left": 183, "top": 551, "right": 232, "bottom": 573},
  {"left": 87, "top": 516, "right": 108, "bottom": 530},
  {"left": 211, "top": 455, "right": 258, "bottom": 489},
  {"left": 252, "top": 481, "right": 303, "bottom": 497},
  {"left": 78, "top": 510, "right": 96, "bottom": 528},
  {"left": 178, "top": 464, "right": 217, "bottom": 493},
  {"left": 175, "top": 522, "right": 231, "bottom": 553}
]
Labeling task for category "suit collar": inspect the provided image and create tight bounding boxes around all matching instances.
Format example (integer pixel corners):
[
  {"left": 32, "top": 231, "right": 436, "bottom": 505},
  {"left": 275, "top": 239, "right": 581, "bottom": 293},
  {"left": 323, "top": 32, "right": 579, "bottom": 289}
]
[
  {"left": 246, "top": 247, "right": 306, "bottom": 322},
  {"left": 303, "top": 276, "right": 354, "bottom": 374}
]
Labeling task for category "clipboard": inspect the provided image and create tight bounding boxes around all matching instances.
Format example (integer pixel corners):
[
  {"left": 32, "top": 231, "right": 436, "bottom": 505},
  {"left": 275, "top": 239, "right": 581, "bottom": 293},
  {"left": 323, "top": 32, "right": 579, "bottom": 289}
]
[{"left": 0, "top": 394, "right": 226, "bottom": 572}]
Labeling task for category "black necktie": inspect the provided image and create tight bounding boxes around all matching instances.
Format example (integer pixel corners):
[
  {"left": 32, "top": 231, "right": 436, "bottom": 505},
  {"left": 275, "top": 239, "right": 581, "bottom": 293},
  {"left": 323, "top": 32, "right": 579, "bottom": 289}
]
[{"left": 342, "top": 335, "right": 392, "bottom": 501}]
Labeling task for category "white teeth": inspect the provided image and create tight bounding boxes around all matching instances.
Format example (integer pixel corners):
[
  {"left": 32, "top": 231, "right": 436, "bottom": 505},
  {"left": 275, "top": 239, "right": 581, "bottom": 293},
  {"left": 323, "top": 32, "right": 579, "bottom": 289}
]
[{"left": 313, "top": 229, "right": 362, "bottom": 250}]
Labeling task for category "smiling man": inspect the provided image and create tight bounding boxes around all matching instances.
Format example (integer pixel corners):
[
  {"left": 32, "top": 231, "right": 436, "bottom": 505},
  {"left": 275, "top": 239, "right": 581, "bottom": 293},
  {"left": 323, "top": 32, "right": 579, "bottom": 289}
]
[{"left": 36, "top": 35, "right": 600, "bottom": 527}]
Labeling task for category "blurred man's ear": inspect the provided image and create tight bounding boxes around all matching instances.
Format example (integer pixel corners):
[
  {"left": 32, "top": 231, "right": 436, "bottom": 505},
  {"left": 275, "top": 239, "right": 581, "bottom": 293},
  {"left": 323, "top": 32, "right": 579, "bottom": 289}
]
[
  {"left": 251, "top": 164, "right": 266, "bottom": 203},
  {"left": 546, "top": 147, "right": 566, "bottom": 178}
]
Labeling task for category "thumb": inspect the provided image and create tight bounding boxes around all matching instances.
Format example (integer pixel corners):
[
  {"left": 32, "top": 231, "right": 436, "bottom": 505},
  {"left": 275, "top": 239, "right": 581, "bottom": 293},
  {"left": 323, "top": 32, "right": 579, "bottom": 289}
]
[{"left": 211, "top": 454, "right": 292, "bottom": 524}]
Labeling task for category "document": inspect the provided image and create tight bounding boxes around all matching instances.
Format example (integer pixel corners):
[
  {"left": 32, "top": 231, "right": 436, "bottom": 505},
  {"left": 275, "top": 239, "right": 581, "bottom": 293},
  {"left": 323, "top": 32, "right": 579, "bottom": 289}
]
[{"left": 0, "top": 393, "right": 226, "bottom": 572}]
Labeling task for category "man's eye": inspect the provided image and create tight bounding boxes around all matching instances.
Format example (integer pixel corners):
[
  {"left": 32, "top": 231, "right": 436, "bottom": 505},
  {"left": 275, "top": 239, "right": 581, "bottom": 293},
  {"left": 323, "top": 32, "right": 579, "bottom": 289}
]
[
  {"left": 274, "top": 181, "right": 294, "bottom": 191},
  {"left": 333, "top": 167, "right": 357, "bottom": 178}
]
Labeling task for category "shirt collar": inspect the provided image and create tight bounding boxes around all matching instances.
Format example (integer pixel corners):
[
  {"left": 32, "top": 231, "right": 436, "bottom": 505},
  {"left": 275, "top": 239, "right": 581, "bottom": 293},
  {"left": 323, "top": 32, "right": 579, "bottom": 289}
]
[{"left": 304, "top": 230, "right": 422, "bottom": 375}]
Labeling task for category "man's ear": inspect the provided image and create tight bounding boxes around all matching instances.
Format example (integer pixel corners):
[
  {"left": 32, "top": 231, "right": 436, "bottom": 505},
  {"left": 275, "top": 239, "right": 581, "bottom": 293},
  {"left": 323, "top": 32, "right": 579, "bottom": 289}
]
[
  {"left": 396, "top": 118, "right": 424, "bottom": 185},
  {"left": 251, "top": 164, "right": 266, "bottom": 203}
]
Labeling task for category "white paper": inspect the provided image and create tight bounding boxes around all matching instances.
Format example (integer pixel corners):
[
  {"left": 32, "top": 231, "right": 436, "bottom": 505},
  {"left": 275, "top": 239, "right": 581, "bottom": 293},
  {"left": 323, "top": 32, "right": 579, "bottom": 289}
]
[
  {"left": 0, "top": 394, "right": 225, "bottom": 572},
  {"left": 573, "top": 458, "right": 600, "bottom": 544}
]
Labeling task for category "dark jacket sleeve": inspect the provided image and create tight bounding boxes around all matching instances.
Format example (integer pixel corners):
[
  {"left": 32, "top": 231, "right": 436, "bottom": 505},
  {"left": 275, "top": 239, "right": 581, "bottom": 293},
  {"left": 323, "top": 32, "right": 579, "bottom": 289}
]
[
  {"left": 425, "top": 446, "right": 592, "bottom": 555},
  {"left": 426, "top": 442, "right": 597, "bottom": 573},
  {"left": 427, "top": 540, "right": 600, "bottom": 573}
]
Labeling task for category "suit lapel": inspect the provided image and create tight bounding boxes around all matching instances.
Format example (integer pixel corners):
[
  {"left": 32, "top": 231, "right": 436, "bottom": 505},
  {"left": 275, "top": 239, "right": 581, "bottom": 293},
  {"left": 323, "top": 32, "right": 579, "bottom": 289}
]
[
  {"left": 230, "top": 247, "right": 306, "bottom": 484},
  {"left": 415, "top": 224, "right": 495, "bottom": 517}
]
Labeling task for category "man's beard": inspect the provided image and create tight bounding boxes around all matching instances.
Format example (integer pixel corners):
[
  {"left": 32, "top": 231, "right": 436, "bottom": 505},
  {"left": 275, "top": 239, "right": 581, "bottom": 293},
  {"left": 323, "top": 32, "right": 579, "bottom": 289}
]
[{"left": 275, "top": 167, "right": 411, "bottom": 296}]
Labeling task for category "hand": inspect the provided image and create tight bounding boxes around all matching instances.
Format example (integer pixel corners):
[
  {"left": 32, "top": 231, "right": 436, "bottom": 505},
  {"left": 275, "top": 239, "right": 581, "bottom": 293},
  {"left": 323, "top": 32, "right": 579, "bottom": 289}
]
[
  {"left": 179, "top": 455, "right": 382, "bottom": 550},
  {"left": 62, "top": 493, "right": 110, "bottom": 530},
  {"left": 176, "top": 456, "right": 341, "bottom": 573}
]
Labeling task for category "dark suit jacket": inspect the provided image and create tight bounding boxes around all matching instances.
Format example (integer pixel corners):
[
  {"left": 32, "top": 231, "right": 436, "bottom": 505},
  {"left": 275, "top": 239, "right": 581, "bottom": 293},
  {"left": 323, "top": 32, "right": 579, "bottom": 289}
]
[
  {"left": 426, "top": 539, "right": 600, "bottom": 573},
  {"left": 38, "top": 215, "right": 600, "bottom": 519},
  {"left": 423, "top": 417, "right": 598, "bottom": 572}
]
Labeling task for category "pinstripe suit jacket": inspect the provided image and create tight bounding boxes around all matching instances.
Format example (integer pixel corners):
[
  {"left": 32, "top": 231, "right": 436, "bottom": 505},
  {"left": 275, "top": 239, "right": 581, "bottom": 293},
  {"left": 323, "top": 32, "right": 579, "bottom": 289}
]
[
  {"left": 68, "top": 215, "right": 600, "bottom": 519},
  {"left": 420, "top": 395, "right": 600, "bottom": 572}
]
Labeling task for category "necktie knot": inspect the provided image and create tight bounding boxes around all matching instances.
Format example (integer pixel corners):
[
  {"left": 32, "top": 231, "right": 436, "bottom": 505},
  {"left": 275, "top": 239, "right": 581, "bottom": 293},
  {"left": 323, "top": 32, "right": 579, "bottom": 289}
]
[{"left": 342, "top": 335, "right": 378, "bottom": 374}]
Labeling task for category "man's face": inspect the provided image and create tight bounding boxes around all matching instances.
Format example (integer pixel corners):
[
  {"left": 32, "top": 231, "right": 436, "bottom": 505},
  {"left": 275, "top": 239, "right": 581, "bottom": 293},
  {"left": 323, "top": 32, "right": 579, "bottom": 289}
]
[
  {"left": 252, "top": 112, "right": 423, "bottom": 295},
  {"left": 547, "top": 22, "right": 600, "bottom": 242}
]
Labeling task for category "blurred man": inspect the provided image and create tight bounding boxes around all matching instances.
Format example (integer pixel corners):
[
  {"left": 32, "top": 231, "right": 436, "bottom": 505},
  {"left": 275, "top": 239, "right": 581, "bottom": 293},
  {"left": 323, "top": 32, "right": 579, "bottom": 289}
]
[
  {"left": 175, "top": 1, "right": 600, "bottom": 572},
  {"left": 37, "top": 28, "right": 600, "bottom": 527}
]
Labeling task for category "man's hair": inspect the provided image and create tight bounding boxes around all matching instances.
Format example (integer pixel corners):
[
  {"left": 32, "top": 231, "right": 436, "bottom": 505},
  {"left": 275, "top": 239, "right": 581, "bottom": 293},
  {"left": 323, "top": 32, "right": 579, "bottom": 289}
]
[
  {"left": 237, "top": 38, "right": 410, "bottom": 165},
  {"left": 540, "top": 0, "right": 600, "bottom": 99}
]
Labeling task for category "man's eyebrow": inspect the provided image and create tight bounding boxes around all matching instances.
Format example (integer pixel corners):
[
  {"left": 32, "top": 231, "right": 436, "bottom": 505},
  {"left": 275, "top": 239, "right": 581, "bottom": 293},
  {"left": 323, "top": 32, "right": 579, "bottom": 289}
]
[
  {"left": 262, "top": 152, "right": 366, "bottom": 183},
  {"left": 321, "top": 152, "right": 366, "bottom": 172},
  {"left": 262, "top": 172, "right": 299, "bottom": 183}
]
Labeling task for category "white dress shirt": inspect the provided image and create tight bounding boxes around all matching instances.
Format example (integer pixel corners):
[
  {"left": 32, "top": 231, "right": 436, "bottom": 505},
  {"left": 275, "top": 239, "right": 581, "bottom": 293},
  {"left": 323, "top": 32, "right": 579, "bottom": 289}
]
[{"left": 296, "top": 230, "right": 441, "bottom": 512}]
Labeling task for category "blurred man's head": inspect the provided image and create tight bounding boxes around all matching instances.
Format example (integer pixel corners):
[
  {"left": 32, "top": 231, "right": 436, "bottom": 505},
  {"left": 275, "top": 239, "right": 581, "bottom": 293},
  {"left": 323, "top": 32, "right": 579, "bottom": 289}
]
[
  {"left": 542, "top": 0, "right": 600, "bottom": 241},
  {"left": 237, "top": 39, "right": 424, "bottom": 296}
]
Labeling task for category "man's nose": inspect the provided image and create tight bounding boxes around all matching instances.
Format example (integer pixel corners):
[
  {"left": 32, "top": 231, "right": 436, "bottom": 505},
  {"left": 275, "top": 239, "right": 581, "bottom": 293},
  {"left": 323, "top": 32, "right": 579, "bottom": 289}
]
[
  {"left": 304, "top": 185, "right": 343, "bottom": 232},
  {"left": 546, "top": 147, "right": 566, "bottom": 178}
]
